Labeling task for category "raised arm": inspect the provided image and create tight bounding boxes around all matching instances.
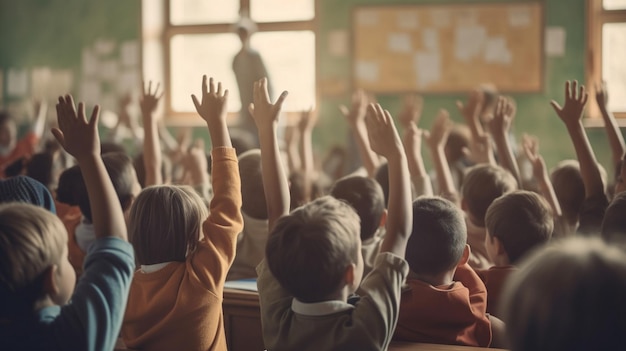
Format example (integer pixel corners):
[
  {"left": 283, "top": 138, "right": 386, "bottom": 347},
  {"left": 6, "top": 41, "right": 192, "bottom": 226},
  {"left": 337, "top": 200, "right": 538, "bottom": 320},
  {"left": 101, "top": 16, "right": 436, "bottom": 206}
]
[
  {"left": 192, "top": 76, "right": 232, "bottom": 149},
  {"left": 402, "top": 121, "right": 433, "bottom": 198},
  {"left": 140, "top": 81, "right": 164, "bottom": 186},
  {"left": 595, "top": 82, "right": 625, "bottom": 171},
  {"left": 250, "top": 78, "right": 290, "bottom": 231},
  {"left": 489, "top": 96, "right": 522, "bottom": 186},
  {"left": 366, "top": 103, "right": 412, "bottom": 257},
  {"left": 32, "top": 100, "right": 48, "bottom": 138},
  {"left": 425, "top": 109, "right": 459, "bottom": 205},
  {"left": 456, "top": 90, "right": 486, "bottom": 141},
  {"left": 340, "top": 90, "right": 380, "bottom": 177},
  {"left": 522, "top": 134, "right": 562, "bottom": 218},
  {"left": 52, "top": 95, "right": 127, "bottom": 241},
  {"left": 550, "top": 80, "right": 603, "bottom": 198},
  {"left": 297, "top": 107, "right": 318, "bottom": 204}
]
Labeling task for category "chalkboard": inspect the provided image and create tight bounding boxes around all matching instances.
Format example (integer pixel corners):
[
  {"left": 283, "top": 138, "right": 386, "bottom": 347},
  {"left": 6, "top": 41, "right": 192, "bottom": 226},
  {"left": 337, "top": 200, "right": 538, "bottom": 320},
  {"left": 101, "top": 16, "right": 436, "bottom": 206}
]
[{"left": 352, "top": 2, "right": 544, "bottom": 93}]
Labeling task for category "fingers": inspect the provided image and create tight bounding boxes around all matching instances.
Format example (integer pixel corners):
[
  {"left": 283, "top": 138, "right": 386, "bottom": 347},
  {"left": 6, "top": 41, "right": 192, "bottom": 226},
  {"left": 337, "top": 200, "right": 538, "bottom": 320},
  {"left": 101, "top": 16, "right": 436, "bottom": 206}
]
[
  {"left": 275, "top": 90, "right": 289, "bottom": 108},
  {"left": 217, "top": 82, "right": 222, "bottom": 96},
  {"left": 191, "top": 94, "right": 201, "bottom": 111},
  {"left": 248, "top": 103, "right": 255, "bottom": 116},
  {"left": 549, "top": 100, "right": 562, "bottom": 113},
  {"left": 565, "top": 80, "right": 572, "bottom": 101},
  {"left": 209, "top": 77, "right": 215, "bottom": 94},
  {"left": 89, "top": 105, "right": 101, "bottom": 128},
  {"left": 51, "top": 128, "right": 65, "bottom": 147},
  {"left": 202, "top": 75, "right": 208, "bottom": 95}
]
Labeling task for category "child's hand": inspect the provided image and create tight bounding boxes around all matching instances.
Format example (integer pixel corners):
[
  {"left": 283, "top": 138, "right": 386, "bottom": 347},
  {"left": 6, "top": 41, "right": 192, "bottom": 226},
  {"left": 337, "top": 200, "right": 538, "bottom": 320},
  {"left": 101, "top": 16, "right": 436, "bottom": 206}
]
[
  {"left": 52, "top": 94, "right": 101, "bottom": 161},
  {"left": 456, "top": 90, "right": 484, "bottom": 127},
  {"left": 298, "top": 106, "right": 317, "bottom": 133},
  {"left": 425, "top": 109, "right": 453, "bottom": 150},
  {"left": 365, "top": 103, "right": 402, "bottom": 159},
  {"left": 140, "top": 80, "right": 163, "bottom": 118},
  {"left": 183, "top": 139, "right": 209, "bottom": 185},
  {"left": 339, "top": 90, "right": 367, "bottom": 126},
  {"left": 249, "top": 77, "right": 288, "bottom": 131},
  {"left": 595, "top": 81, "right": 609, "bottom": 112},
  {"left": 398, "top": 94, "right": 423, "bottom": 128},
  {"left": 550, "top": 80, "right": 588, "bottom": 126},
  {"left": 488, "top": 96, "right": 516, "bottom": 135},
  {"left": 402, "top": 121, "right": 424, "bottom": 157},
  {"left": 522, "top": 133, "right": 546, "bottom": 180},
  {"left": 191, "top": 75, "right": 229, "bottom": 127}
]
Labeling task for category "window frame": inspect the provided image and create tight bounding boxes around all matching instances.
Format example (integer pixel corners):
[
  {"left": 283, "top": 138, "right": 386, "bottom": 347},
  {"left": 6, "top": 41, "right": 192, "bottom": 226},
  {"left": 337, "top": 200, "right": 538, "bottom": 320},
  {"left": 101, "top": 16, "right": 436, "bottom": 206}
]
[
  {"left": 158, "top": 0, "right": 318, "bottom": 125},
  {"left": 586, "top": 0, "right": 626, "bottom": 125}
]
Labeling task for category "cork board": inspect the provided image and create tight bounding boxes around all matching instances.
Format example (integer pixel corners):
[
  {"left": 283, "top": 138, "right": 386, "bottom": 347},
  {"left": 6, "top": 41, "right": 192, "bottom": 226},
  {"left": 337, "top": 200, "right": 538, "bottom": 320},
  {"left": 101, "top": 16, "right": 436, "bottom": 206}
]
[{"left": 353, "top": 2, "right": 544, "bottom": 93}]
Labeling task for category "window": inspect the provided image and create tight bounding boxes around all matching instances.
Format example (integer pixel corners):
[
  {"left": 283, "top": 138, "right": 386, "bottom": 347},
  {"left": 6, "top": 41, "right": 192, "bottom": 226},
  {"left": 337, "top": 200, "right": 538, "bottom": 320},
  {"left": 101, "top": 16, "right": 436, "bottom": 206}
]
[
  {"left": 587, "top": 0, "right": 626, "bottom": 120},
  {"left": 143, "top": 0, "right": 316, "bottom": 124}
]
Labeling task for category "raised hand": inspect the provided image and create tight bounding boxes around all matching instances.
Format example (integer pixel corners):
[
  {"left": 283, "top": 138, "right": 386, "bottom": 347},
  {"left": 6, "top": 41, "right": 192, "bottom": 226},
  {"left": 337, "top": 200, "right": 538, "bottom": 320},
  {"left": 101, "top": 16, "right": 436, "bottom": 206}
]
[
  {"left": 456, "top": 89, "right": 485, "bottom": 136},
  {"left": 425, "top": 109, "right": 453, "bottom": 150},
  {"left": 339, "top": 90, "right": 368, "bottom": 126},
  {"left": 489, "top": 96, "right": 516, "bottom": 135},
  {"left": 550, "top": 80, "right": 588, "bottom": 126},
  {"left": 595, "top": 81, "right": 609, "bottom": 112},
  {"left": 403, "top": 121, "right": 424, "bottom": 158},
  {"left": 191, "top": 75, "right": 229, "bottom": 127},
  {"left": 249, "top": 77, "right": 288, "bottom": 130},
  {"left": 140, "top": 80, "right": 164, "bottom": 117},
  {"left": 52, "top": 94, "right": 101, "bottom": 161},
  {"left": 365, "top": 103, "right": 402, "bottom": 159},
  {"left": 522, "top": 134, "right": 545, "bottom": 181},
  {"left": 398, "top": 94, "right": 424, "bottom": 128},
  {"left": 298, "top": 106, "right": 318, "bottom": 133}
]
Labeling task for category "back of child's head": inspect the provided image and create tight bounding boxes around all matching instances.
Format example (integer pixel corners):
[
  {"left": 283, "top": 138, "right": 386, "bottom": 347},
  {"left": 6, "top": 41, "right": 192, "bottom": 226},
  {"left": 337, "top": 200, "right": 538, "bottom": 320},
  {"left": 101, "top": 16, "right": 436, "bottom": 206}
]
[
  {"left": 266, "top": 196, "right": 360, "bottom": 303},
  {"left": 330, "top": 175, "right": 385, "bottom": 241},
  {"left": 445, "top": 124, "right": 471, "bottom": 164},
  {"left": 0, "top": 175, "right": 56, "bottom": 213},
  {"left": 501, "top": 237, "right": 626, "bottom": 351},
  {"left": 57, "top": 152, "right": 138, "bottom": 221},
  {"left": 289, "top": 170, "right": 324, "bottom": 210},
  {"left": 461, "top": 164, "right": 517, "bottom": 227},
  {"left": 238, "top": 149, "right": 267, "bottom": 220},
  {"left": 405, "top": 197, "right": 467, "bottom": 276},
  {"left": 601, "top": 191, "right": 626, "bottom": 241},
  {"left": 133, "top": 152, "right": 173, "bottom": 188},
  {"left": 485, "top": 191, "right": 553, "bottom": 264},
  {"left": 129, "top": 185, "right": 207, "bottom": 265},
  {"left": 550, "top": 160, "right": 584, "bottom": 225},
  {"left": 0, "top": 203, "right": 67, "bottom": 318},
  {"left": 229, "top": 129, "right": 256, "bottom": 156},
  {"left": 374, "top": 162, "right": 390, "bottom": 207}
]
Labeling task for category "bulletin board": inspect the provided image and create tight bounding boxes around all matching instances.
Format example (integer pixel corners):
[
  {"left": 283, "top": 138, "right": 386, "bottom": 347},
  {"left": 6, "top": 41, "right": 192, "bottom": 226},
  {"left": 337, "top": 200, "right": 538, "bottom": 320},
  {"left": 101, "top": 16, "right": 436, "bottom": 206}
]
[{"left": 352, "top": 2, "right": 544, "bottom": 93}]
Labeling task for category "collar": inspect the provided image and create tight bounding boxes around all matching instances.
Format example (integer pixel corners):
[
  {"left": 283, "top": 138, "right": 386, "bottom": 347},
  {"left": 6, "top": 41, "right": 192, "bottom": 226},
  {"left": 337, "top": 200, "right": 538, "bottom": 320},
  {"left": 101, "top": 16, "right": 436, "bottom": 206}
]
[
  {"left": 75, "top": 217, "right": 96, "bottom": 252},
  {"left": 291, "top": 298, "right": 355, "bottom": 316},
  {"left": 140, "top": 262, "right": 173, "bottom": 273}
]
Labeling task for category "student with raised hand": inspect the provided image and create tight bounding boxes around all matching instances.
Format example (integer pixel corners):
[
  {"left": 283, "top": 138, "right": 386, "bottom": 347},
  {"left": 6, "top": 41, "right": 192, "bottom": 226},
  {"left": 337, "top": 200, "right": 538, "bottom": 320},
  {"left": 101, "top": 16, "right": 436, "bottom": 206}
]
[
  {"left": 522, "top": 135, "right": 563, "bottom": 220},
  {"left": 551, "top": 80, "right": 608, "bottom": 235},
  {"left": 0, "top": 95, "right": 135, "bottom": 351},
  {"left": 399, "top": 95, "right": 433, "bottom": 198},
  {"left": 489, "top": 96, "right": 522, "bottom": 187},
  {"left": 122, "top": 76, "right": 243, "bottom": 351},
  {"left": 139, "top": 80, "right": 164, "bottom": 187},
  {"left": 340, "top": 90, "right": 381, "bottom": 177},
  {"left": 424, "top": 109, "right": 458, "bottom": 205},
  {"left": 257, "top": 103, "right": 412, "bottom": 351},
  {"left": 595, "top": 81, "right": 625, "bottom": 176}
]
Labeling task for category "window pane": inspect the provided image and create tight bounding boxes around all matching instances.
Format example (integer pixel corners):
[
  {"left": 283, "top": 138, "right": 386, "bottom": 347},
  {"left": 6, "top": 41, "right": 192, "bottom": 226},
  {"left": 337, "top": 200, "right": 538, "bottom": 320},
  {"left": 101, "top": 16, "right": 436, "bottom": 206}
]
[
  {"left": 250, "top": 31, "right": 316, "bottom": 111},
  {"left": 251, "top": 0, "right": 314, "bottom": 22},
  {"left": 604, "top": 0, "right": 626, "bottom": 10},
  {"left": 170, "top": 34, "right": 241, "bottom": 112},
  {"left": 602, "top": 23, "right": 626, "bottom": 112},
  {"left": 170, "top": 0, "right": 239, "bottom": 25}
]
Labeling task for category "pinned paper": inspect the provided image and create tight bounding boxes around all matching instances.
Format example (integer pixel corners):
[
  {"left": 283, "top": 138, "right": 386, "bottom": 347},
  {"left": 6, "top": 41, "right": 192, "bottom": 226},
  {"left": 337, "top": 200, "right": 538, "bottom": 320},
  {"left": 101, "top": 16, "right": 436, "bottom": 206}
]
[
  {"left": 82, "top": 48, "right": 99, "bottom": 78},
  {"left": 545, "top": 27, "right": 566, "bottom": 57},
  {"left": 431, "top": 9, "right": 451, "bottom": 28},
  {"left": 356, "top": 10, "right": 378, "bottom": 26},
  {"left": 121, "top": 41, "right": 139, "bottom": 67},
  {"left": 397, "top": 13, "right": 418, "bottom": 29},
  {"left": 414, "top": 51, "right": 441, "bottom": 88},
  {"left": 388, "top": 33, "right": 412, "bottom": 53},
  {"left": 484, "top": 37, "right": 512, "bottom": 64},
  {"left": 422, "top": 28, "right": 439, "bottom": 51},
  {"left": 7, "top": 68, "right": 28, "bottom": 97},
  {"left": 356, "top": 61, "right": 379, "bottom": 82},
  {"left": 31, "top": 67, "right": 52, "bottom": 98},
  {"left": 454, "top": 25, "right": 487, "bottom": 62},
  {"left": 328, "top": 30, "right": 348, "bottom": 57},
  {"left": 509, "top": 7, "right": 531, "bottom": 27}
]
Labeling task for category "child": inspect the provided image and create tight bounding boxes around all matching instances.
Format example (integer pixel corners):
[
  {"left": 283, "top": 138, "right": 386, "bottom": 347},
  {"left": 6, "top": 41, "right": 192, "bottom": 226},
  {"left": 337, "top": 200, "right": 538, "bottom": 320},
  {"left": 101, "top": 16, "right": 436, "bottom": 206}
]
[
  {"left": 601, "top": 191, "right": 626, "bottom": 241},
  {"left": 0, "top": 102, "right": 47, "bottom": 178},
  {"left": 330, "top": 175, "right": 387, "bottom": 277},
  {"left": 0, "top": 95, "right": 135, "bottom": 350},
  {"left": 0, "top": 175, "right": 56, "bottom": 212},
  {"left": 501, "top": 237, "right": 626, "bottom": 351},
  {"left": 394, "top": 196, "right": 502, "bottom": 347},
  {"left": 257, "top": 101, "right": 413, "bottom": 350},
  {"left": 480, "top": 190, "right": 553, "bottom": 316},
  {"left": 121, "top": 76, "right": 243, "bottom": 351}
]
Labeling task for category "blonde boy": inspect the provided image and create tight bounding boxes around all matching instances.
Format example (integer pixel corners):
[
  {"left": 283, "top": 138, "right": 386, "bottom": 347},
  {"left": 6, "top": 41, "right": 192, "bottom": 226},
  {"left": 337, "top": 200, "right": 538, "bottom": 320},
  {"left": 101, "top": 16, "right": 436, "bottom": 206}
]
[{"left": 0, "top": 96, "right": 135, "bottom": 351}]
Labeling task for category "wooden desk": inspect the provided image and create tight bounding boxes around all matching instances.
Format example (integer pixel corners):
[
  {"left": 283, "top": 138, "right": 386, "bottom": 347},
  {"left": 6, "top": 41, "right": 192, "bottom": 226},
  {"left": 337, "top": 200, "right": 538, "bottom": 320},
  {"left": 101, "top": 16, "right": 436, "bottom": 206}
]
[
  {"left": 390, "top": 341, "right": 507, "bottom": 351},
  {"left": 222, "top": 288, "right": 265, "bottom": 351}
]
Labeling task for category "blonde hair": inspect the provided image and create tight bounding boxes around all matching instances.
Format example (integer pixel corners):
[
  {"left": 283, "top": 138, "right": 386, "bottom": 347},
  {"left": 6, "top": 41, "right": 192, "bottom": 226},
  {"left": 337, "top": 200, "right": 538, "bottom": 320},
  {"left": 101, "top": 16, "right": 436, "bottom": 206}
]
[
  {"left": 0, "top": 203, "right": 67, "bottom": 317},
  {"left": 461, "top": 164, "right": 517, "bottom": 226},
  {"left": 129, "top": 185, "right": 208, "bottom": 265}
]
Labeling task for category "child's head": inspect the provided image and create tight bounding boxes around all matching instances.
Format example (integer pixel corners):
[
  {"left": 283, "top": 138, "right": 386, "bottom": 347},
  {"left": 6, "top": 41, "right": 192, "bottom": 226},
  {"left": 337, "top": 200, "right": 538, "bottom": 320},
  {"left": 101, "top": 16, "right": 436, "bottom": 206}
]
[
  {"left": 129, "top": 185, "right": 207, "bottom": 265},
  {"left": 330, "top": 175, "right": 386, "bottom": 241},
  {"left": 57, "top": 152, "right": 140, "bottom": 221},
  {"left": 461, "top": 164, "right": 517, "bottom": 227},
  {"left": 550, "top": 160, "right": 584, "bottom": 225},
  {"left": 405, "top": 197, "right": 468, "bottom": 277},
  {"left": 445, "top": 124, "right": 471, "bottom": 164},
  {"left": 0, "top": 175, "right": 56, "bottom": 213},
  {"left": 238, "top": 149, "right": 267, "bottom": 220},
  {"left": 485, "top": 191, "right": 553, "bottom": 266},
  {"left": 0, "top": 111, "right": 17, "bottom": 155},
  {"left": 601, "top": 191, "right": 626, "bottom": 241},
  {"left": 0, "top": 203, "right": 75, "bottom": 318},
  {"left": 266, "top": 196, "right": 362, "bottom": 302},
  {"left": 501, "top": 237, "right": 626, "bottom": 351}
]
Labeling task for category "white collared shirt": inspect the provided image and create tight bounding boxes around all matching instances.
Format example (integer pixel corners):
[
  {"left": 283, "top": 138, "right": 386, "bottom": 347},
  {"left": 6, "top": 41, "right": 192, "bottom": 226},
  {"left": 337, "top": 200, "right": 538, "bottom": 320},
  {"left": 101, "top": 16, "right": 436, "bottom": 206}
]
[{"left": 140, "top": 262, "right": 172, "bottom": 273}]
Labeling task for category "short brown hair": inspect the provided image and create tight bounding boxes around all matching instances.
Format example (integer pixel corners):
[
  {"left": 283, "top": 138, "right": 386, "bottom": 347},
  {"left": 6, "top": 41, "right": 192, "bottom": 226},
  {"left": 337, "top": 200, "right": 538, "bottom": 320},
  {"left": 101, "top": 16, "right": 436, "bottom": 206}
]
[
  {"left": 486, "top": 191, "right": 553, "bottom": 264},
  {"left": 0, "top": 203, "right": 66, "bottom": 317},
  {"left": 601, "top": 191, "right": 626, "bottom": 241},
  {"left": 266, "top": 196, "right": 360, "bottom": 303},
  {"left": 550, "top": 160, "right": 584, "bottom": 225},
  {"left": 129, "top": 185, "right": 207, "bottom": 265},
  {"left": 461, "top": 164, "right": 517, "bottom": 227}
]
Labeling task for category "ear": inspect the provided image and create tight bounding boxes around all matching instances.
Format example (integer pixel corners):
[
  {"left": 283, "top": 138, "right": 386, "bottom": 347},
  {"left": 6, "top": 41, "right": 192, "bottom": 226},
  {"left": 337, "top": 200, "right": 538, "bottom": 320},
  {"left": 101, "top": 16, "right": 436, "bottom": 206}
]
[
  {"left": 344, "top": 263, "right": 355, "bottom": 287},
  {"left": 457, "top": 244, "right": 470, "bottom": 267},
  {"left": 42, "top": 265, "right": 59, "bottom": 297},
  {"left": 461, "top": 198, "right": 468, "bottom": 212},
  {"left": 378, "top": 209, "right": 388, "bottom": 228}
]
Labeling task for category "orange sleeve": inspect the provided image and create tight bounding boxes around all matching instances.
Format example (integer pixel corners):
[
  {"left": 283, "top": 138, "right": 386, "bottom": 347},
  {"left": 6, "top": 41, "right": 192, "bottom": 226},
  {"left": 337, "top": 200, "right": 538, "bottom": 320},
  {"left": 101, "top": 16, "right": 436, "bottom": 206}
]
[
  {"left": 189, "top": 147, "right": 243, "bottom": 291},
  {"left": 454, "top": 263, "right": 488, "bottom": 313}
]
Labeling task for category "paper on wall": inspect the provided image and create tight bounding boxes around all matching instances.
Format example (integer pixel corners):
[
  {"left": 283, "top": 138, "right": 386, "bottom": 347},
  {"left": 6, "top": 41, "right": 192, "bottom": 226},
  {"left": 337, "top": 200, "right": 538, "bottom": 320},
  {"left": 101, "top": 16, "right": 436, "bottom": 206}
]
[
  {"left": 454, "top": 25, "right": 487, "bottom": 62},
  {"left": 484, "top": 37, "right": 512, "bottom": 64},
  {"left": 388, "top": 33, "right": 412, "bottom": 53},
  {"left": 121, "top": 41, "right": 140, "bottom": 67},
  {"left": 31, "top": 67, "right": 52, "bottom": 99},
  {"left": 356, "top": 10, "right": 378, "bottom": 26},
  {"left": 509, "top": 7, "right": 531, "bottom": 27},
  {"left": 397, "top": 12, "right": 418, "bottom": 29},
  {"left": 422, "top": 28, "right": 439, "bottom": 51},
  {"left": 545, "top": 27, "right": 566, "bottom": 57},
  {"left": 7, "top": 68, "right": 28, "bottom": 97},
  {"left": 431, "top": 9, "right": 451, "bottom": 28},
  {"left": 82, "top": 48, "right": 99, "bottom": 78},
  {"left": 414, "top": 51, "right": 441, "bottom": 88},
  {"left": 328, "top": 30, "right": 348, "bottom": 57},
  {"left": 356, "top": 61, "right": 379, "bottom": 82}
]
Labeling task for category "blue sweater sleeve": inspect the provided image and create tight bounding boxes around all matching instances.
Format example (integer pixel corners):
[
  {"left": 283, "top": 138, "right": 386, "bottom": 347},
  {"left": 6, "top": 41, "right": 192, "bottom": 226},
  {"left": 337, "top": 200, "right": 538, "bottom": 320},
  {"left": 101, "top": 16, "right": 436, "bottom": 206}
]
[{"left": 54, "top": 237, "right": 135, "bottom": 351}]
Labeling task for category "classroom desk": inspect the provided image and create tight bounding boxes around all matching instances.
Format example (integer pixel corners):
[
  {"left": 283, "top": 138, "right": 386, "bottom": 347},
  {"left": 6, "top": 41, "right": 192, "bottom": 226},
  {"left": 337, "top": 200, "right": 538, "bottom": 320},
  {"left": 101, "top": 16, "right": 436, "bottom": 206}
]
[
  {"left": 390, "top": 341, "right": 507, "bottom": 351},
  {"left": 222, "top": 288, "right": 265, "bottom": 351}
]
